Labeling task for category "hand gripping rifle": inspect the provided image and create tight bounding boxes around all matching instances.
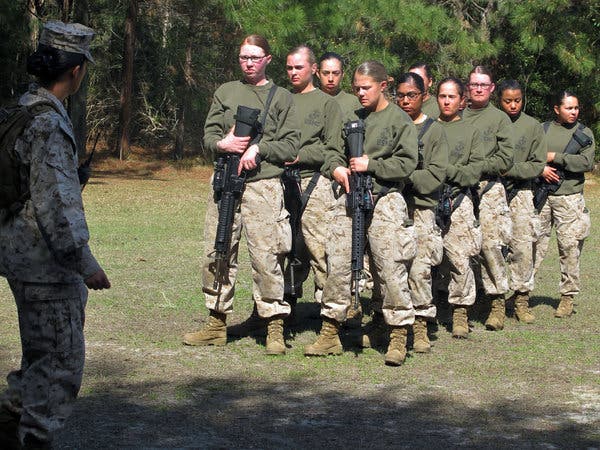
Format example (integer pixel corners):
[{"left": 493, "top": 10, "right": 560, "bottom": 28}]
[
  {"left": 211, "top": 105, "right": 261, "bottom": 292},
  {"left": 345, "top": 119, "right": 374, "bottom": 308}
]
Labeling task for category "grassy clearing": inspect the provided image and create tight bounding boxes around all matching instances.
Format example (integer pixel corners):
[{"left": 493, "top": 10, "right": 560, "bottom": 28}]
[{"left": 0, "top": 163, "right": 598, "bottom": 447}]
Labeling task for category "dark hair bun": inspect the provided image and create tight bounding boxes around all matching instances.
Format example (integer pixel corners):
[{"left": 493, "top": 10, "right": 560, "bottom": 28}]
[{"left": 26, "top": 44, "right": 85, "bottom": 86}]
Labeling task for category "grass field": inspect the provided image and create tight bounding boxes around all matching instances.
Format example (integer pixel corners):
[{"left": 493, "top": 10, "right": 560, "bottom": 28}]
[{"left": 1, "top": 161, "right": 599, "bottom": 448}]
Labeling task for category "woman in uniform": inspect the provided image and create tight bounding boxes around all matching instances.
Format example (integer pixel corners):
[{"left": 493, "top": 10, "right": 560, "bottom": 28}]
[
  {"left": 533, "top": 91, "right": 595, "bottom": 317},
  {"left": 396, "top": 72, "right": 447, "bottom": 352},
  {"left": 307, "top": 61, "right": 418, "bottom": 366},
  {"left": 435, "top": 77, "right": 484, "bottom": 338},
  {"left": 183, "top": 35, "right": 300, "bottom": 355}
]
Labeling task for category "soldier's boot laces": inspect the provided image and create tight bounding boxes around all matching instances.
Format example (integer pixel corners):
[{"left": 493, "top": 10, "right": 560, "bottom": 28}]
[
  {"left": 266, "top": 317, "right": 286, "bottom": 355},
  {"left": 385, "top": 325, "right": 408, "bottom": 366},
  {"left": 452, "top": 306, "right": 469, "bottom": 339},
  {"left": 227, "top": 304, "right": 266, "bottom": 337},
  {"left": 361, "top": 312, "right": 388, "bottom": 348},
  {"left": 182, "top": 311, "right": 227, "bottom": 346},
  {"left": 304, "top": 317, "right": 343, "bottom": 356},
  {"left": 555, "top": 294, "right": 574, "bottom": 318},
  {"left": 412, "top": 317, "right": 431, "bottom": 353},
  {"left": 485, "top": 295, "right": 506, "bottom": 331},
  {"left": 514, "top": 292, "right": 535, "bottom": 323}
]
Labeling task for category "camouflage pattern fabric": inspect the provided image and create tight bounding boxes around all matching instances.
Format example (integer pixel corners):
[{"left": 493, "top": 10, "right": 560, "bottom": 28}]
[
  {"left": 285, "top": 175, "right": 336, "bottom": 302},
  {"left": 322, "top": 192, "right": 416, "bottom": 326},
  {"left": 408, "top": 207, "right": 443, "bottom": 319},
  {"left": 2, "top": 279, "right": 87, "bottom": 444},
  {"left": 442, "top": 196, "right": 482, "bottom": 306},
  {"left": 0, "top": 85, "right": 100, "bottom": 283},
  {"left": 477, "top": 180, "right": 512, "bottom": 295},
  {"left": 202, "top": 178, "right": 292, "bottom": 318},
  {"left": 507, "top": 190, "right": 540, "bottom": 292},
  {"left": 533, "top": 193, "right": 590, "bottom": 295}
]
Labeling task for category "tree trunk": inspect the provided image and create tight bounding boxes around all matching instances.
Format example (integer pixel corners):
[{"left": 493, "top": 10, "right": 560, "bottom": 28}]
[
  {"left": 68, "top": 0, "right": 89, "bottom": 160},
  {"left": 118, "top": 0, "right": 137, "bottom": 160},
  {"left": 173, "top": 9, "right": 196, "bottom": 160}
]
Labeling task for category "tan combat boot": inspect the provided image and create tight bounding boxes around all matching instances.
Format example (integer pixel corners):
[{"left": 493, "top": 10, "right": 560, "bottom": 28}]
[
  {"left": 266, "top": 316, "right": 286, "bottom": 355},
  {"left": 452, "top": 306, "right": 469, "bottom": 339},
  {"left": 555, "top": 294, "right": 574, "bottom": 318},
  {"left": 412, "top": 317, "right": 431, "bottom": 353},
  {"left": 361, "top": 312, "right": 388, "bottom": 348},
  {"left": 514, "top": 291, "right": 535, "bottom": 323},
  {"left": 304, "top": 317, "right": 343, "bottom": 356},
  {"left": 485, "top": 295, "right": 505, "bottom": 331},
  {"left": 227, "top": 304, "right": 266, "bottom": 337},
  {"left": 385, "top": 325, "right": 408, "bottom": 366},
  {"left": 182, "top": 310, "right": 227, "bottom": 346}
]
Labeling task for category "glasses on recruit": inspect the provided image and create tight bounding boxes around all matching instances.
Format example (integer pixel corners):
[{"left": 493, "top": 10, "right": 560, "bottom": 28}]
[
  {"left": 239, "top": 55, "right": 266, "bottom": 63},
  {"left": 396, "top": 92, "right": 422, "bottom": 100},
  {"left": 468, "top": 82, "right": 492, "bottom": 89}
]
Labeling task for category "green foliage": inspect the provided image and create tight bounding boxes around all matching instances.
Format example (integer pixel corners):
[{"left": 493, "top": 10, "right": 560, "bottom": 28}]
[{"left": 1, "top": 0, "right": 598, "bottom": 157}]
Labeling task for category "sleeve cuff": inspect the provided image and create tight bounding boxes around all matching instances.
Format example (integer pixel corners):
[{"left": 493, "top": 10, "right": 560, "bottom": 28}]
[{"left": 78, "top": 245, "right": 102, "bottom": 280}]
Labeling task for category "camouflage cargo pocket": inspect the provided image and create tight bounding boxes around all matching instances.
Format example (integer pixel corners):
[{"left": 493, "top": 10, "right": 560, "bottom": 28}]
[
  {"left": 272, "top": 208, "right": 292, "bottom": 254},
  {"left": 573, "top": 206, "right": 591, "bottom": 241},
  {"left": 427, "top": 227, "right": 444, "bottom": 266},
  {"left": 530, "top": 212, "right": 542, "bottom": 241},
  {"left": 466, "top": 220, "right": 483, "bottom": 257},
  {"left": 498, "top": 208, "right": 513, "bottom": 245},
  {"left": 394, "top": 221, "right": 418, "bottom": 262}
]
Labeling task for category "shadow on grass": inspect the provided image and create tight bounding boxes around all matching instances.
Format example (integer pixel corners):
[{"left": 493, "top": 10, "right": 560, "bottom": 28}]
[
  {"left": 530, "top": 295, "right": 559, "bottom": 308},
  {"left": 54, "top": 374, "right": 598, "bottom": 449}
]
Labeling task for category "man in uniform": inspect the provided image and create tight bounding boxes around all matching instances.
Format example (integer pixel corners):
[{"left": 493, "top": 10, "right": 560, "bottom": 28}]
[{"left": 0, "top": 21, "right": 110, "bottom": 448}]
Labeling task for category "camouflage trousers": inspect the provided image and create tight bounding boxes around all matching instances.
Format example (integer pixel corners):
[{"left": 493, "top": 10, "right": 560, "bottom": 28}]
[
  {"left": 322, "top": 191, "right": 416, "bottom": 326},
  {"left": 284, "top": 175, "right": 336, "bottom": 302},
  {"left": 442, "top": 195, "right": 482, "bottom": 306},
  {"left": 2, "top": 279, "right": 87, "bottom": 445},
  {"left": 202, "top": 178, "right": 292, "bottom": 318},
  {"left": 477, "top": 180, "right": 512, "bottom": 295},
  {"left": 507, "top": 189, "right": 540, "bottom": 292},
  {"left": 408, "top": 207, "right": 443, "bottom": 318},
  {"left": 533, "top": 193, "right": 590, "bottom": 295}
]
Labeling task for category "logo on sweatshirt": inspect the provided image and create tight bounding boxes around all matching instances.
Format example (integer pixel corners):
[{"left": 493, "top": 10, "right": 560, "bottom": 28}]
[
  {"left": 305, "top": 110, "right": 322, "bottom": 127},
  {"left": 376, "top": 127, "right": 391, "bottom": 147}
]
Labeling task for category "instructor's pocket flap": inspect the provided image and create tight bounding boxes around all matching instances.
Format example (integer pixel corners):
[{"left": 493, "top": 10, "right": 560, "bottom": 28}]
[{"left": 24, "top": 283, "right": 80, "bottom": 301}]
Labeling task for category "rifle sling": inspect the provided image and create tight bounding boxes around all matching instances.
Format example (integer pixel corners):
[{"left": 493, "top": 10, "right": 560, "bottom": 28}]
[{"left": 300, "top": 172, "right": 321, "bottom": 212}]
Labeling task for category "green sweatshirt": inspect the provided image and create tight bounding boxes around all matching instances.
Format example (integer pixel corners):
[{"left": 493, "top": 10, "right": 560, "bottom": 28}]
[
  {"left": 438, "top": 118, "right": 485, "bottom": 197},
  {"left": 462, "top": 103, "right": 514, "bottom": 178},
  {"left": 326, "top": 103, "right": 418, "bottom": 195},
  {"left": 406, "top": 119, "right": 448, "bottom": 209},
  {"left": 504, "top": 112, "right": 546, "bottom": 191},
  {"left": 292, "top": 88, "right": 343, "bottom": 179},
  {"left": 333, "top": 90, "right": 361, "bottom": 125},
  {"left": 421, "top": 96, "right": 440, "bottom": 120},
  {"left": 544, "top": 121, "right": 596, "bottom": 196},
  {"left": 204, "top": 80, "right": 300, "bottom": 181}
]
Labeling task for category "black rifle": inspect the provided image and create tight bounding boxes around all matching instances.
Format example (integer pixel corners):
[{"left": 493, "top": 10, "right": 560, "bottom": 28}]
[
  {"left": 533, "top": 123, "right": 592, "bottom": 213},
  {"left": 345, "top": 119, "right": 373, "bottom": 308},
  {"left": 281, "top": 165, "right": 303, "bottom": 298},
  {"left": 435, "top": 184, "right": 453, "bottom": 232},
  {"left": 211, "top": 105, "right": 261, "bottom": 292}
]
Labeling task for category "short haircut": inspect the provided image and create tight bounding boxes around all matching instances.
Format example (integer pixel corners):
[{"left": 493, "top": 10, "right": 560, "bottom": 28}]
[
  {"left": 319, "top": 51, "right": 344, "bottom": 71},
  {"left": 354, "top": 60, "right": 387, "bottom": 83},
  {"left": 469, "top": 65, "right": 494, "bottom": 83},
  {"left": 396, "top": 72, "right": 425, "bottom": 93},
  {"left": 497, "top": 79, "right": 523, "bottom": 96},
  {"left": 241, "top": 34, "right": 271, "bottom": 56},
  {"left": 436, "top": 77, "right": 466, "bottom": 97},
  {"left": 287, "top": 45, "right": 316, "bottom": 65}
]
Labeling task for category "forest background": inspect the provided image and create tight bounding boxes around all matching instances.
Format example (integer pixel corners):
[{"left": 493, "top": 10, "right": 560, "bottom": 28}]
[{"left": 1, "top": 0, "right": 599, "bottom": 162}]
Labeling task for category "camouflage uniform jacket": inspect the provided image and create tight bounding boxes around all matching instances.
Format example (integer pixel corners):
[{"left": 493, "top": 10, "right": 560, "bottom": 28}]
[{"left": 0, "top": 85, "right": 101, "bottom": 283}]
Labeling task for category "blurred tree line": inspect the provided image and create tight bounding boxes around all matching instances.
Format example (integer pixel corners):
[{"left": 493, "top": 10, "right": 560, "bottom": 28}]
[{"left": 1, "top": 0, "right": 598, "bottom": 161}]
